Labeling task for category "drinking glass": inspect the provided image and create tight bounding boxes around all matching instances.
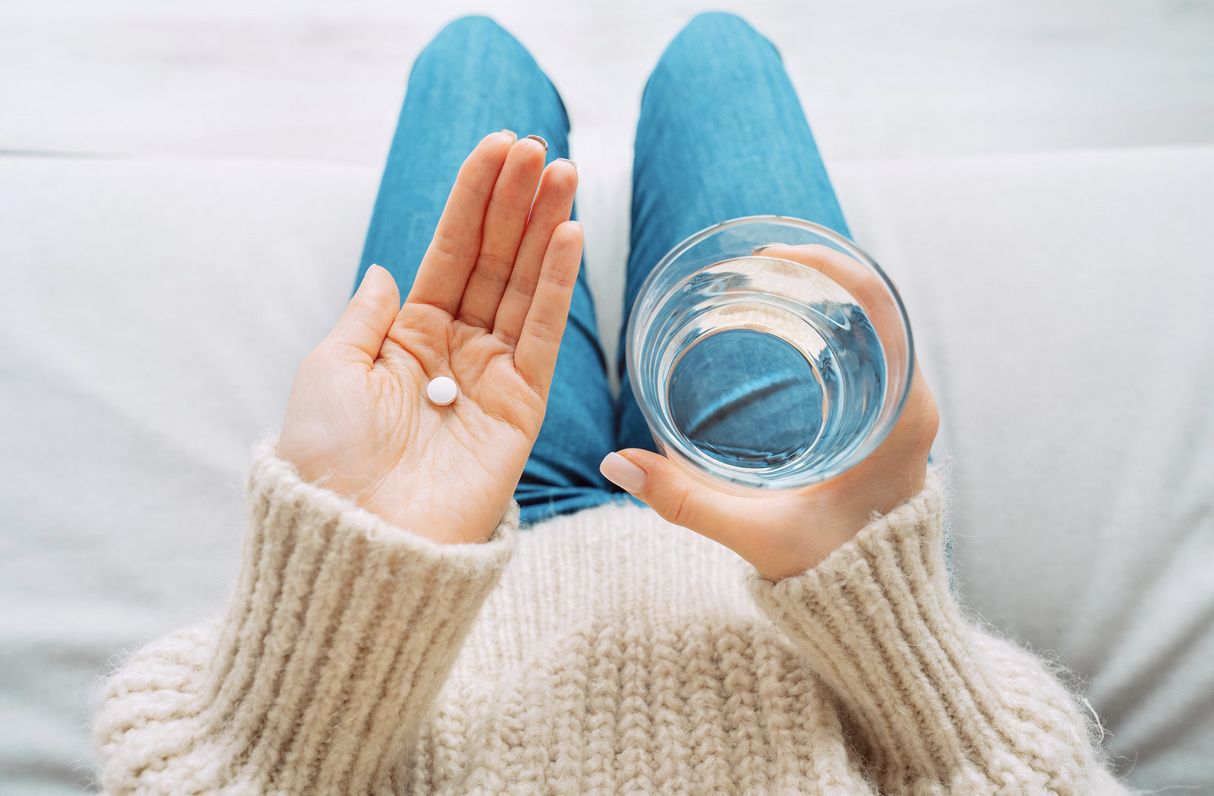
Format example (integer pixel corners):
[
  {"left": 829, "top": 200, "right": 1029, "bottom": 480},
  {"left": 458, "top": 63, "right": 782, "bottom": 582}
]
[{"left": 625, "top": 215, "right": 914, "bottom": 492}]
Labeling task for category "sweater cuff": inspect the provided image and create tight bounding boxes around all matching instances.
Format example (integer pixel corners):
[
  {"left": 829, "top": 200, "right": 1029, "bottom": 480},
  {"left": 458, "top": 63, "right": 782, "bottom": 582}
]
[
  {"left": 747, "top": 470, "right": 1006, "bottom": 786},
  {"left": 200, "top": 443, "right": 516, "bottom": 793}
]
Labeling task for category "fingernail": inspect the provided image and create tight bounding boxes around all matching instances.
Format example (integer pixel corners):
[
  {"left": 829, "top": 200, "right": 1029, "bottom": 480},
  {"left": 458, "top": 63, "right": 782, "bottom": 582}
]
[
  {"left": 525, "top": 134, "right": 548, "bottom": 151},
  {"left": 554, "top": 157, "right": 576, "bottom": 172},
  {"left": 500, "top": 129, "right": 517, "bottom": 142},
  {"left": 752, "top": 243, "right": 779, "bottom": 254},
  {"left": 600, "top": 452, "right": 646, "bottom": 493}
]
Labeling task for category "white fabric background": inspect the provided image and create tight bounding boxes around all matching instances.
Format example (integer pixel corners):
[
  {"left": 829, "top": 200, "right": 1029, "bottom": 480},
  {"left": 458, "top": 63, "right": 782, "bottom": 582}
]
[{"left": 2, "top": 1, "right": 1212, "bottom": 793}]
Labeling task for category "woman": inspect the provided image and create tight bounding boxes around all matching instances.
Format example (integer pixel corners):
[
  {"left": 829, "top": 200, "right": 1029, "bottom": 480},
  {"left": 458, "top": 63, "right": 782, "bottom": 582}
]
[{"left": 93, "top": 14, "right": 1128, "bottom": 794}]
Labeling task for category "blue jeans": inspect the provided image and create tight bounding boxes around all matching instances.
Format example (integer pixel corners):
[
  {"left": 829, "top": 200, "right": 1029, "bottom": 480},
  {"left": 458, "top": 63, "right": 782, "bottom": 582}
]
[{"left": 357, "top": 13, "right": 849, "bottom": 526}]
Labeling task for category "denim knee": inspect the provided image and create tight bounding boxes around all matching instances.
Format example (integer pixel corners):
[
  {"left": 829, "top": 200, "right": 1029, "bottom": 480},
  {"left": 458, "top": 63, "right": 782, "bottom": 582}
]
[
  {"left": 432, "top": 15, "right": 510, "bottom": 46},
  {"left": 647, "top": 12, "right": 780, "bottom": 97},
  {"left": 416, "top": 15, "right": 537, "bottom": 77},
  {"left": 682, "top": 12, "right": 761, "bottom": 38},
  {"left": 675, "top": 12, "right": 773, "bottom": 53}
]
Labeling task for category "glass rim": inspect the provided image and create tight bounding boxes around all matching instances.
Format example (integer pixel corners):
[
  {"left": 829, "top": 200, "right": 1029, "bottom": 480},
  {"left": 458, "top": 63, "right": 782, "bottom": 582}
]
[{"left": 624, "top": 214, "right": 916, "bottom": 492}]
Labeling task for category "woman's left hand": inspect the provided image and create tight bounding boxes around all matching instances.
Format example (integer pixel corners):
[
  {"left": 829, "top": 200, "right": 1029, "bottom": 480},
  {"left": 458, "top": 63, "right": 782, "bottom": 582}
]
[{"left": 601, "top": 244, "right": 939, "bottom": 581}]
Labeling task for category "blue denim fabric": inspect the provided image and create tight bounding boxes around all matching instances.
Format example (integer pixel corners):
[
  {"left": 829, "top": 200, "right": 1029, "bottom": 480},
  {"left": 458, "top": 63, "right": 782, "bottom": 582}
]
[
  {"left": 357, "top": 13, "right": 850, "bottom": 525},
  {"left": 616, "top": 12, "right": 850, "bottom": 456}
]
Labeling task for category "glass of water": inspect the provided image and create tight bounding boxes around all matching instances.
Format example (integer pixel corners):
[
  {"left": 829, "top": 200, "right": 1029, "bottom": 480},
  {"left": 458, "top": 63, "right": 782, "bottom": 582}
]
[{"left": 625, "top": 215, "right": 915, "bottom": 493}]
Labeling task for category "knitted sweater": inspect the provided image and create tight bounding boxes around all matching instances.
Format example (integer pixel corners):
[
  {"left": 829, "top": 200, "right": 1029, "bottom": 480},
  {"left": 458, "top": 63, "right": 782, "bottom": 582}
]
[{"left": 93, "top": 448, "right": 1128, "bottom": 795}]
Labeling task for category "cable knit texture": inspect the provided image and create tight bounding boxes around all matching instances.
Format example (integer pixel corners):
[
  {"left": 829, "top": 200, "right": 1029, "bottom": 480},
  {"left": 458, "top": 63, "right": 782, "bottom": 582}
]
[{"left": 93, "top": 449, "right": 1129, "bottom": 795}]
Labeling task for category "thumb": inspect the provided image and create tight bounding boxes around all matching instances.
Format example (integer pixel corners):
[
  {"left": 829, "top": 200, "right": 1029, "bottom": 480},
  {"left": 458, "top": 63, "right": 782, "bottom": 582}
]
[
  {"left": 324, "top": 264, "right": 401, "bottom": 364},
  {"left": 600, "top": 449, "right": 743, "bottom": 542}
]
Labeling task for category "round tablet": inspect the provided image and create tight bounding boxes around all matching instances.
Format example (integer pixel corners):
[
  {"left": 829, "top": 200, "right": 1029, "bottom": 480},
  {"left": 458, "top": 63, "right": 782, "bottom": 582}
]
[{"left": 426, "top": 376, "right": 458, "bottom": 406}]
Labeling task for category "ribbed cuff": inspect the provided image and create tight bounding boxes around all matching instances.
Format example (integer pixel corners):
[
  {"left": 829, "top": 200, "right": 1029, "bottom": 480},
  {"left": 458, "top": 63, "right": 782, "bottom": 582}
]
[
  {"left": 747, "top": 471, "right": 1096, "bottom": 792},
  {"left": 198, "top": 444, "right": 516, "bottom": 794}
]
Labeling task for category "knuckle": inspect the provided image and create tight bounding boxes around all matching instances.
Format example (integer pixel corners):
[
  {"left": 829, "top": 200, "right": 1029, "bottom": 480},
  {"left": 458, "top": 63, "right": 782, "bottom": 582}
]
[
  {"left": 430, "top": 229, "right": 468, "bottom": 262},
  {"left": 921, "top": 394, "right": 941, "bottom": 440},
  {"left": 669, "top": 486, "right": 697, "bottom": 527},
  {"left": 524, "top": 315, "right": 563, "bottom": 346},
  {"left": 511, "top": 275, "right": 539, "bottom": 301},
  {"left": 923, "top": 388, "right": 940, "bottom": 423},
  {"left": 346, "top": 303, "right": 381, "bottom": 333},
  {"left": 473, "top": 252, "right": 514, "bottom": 283},
  {"left": 495, "top": 192, "right": 537, "bottom": 216},
  {"left": 548, "top": 262, "right": 579, "bottom": 291}
]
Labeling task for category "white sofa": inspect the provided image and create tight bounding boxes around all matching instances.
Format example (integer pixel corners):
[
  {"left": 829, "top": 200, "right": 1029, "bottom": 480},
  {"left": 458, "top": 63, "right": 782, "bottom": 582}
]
[{"left": 1, "top": 3, "right": 1211, "bottom": 793}]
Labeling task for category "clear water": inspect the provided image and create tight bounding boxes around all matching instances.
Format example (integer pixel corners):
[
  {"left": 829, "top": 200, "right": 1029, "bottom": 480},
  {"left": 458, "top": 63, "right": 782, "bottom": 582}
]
[{"left": 653, "top": 256, "right": 886, "bottom": 481}]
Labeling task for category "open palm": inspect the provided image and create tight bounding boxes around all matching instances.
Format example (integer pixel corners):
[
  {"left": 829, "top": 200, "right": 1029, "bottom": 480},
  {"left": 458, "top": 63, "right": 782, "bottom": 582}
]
[{"left": 278, "top": 132, "right": 582, "bottom": 544}]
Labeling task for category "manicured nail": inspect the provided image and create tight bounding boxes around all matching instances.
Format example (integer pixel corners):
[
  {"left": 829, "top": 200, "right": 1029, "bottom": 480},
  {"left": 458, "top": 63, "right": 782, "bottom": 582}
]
[
  {"left": 752, "top": 243, "right": 780, "bottom": 254},
  {"left": 500, "top": 129, "right": 517, "bottom": 142},
  {"left": 525, "top": 134, "right": 548, "bottom": 151},
  {"left": 600, "top": 452, "right": 646, "bottom": 493},
  {"left": 554, "top": 157, "right": 576, "bottom": 172}
]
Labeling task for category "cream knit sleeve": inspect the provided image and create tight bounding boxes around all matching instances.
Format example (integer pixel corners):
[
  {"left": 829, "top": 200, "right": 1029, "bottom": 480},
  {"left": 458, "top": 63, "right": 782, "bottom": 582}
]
[
  {"left": 746, "top": 471, "right": 1130, "bottom": 796},
  {"left": 92, "top": 446, "right": 516, "bottom": 796}
]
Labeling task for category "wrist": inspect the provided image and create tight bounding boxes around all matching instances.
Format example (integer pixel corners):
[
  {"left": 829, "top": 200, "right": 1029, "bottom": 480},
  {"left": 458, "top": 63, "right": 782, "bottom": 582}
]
[
  {"left": 758, "top": 464, "right": 930, "bottom": 582},
  {"left": 356, "top": 485, "right": 507, "bottom": 546}
]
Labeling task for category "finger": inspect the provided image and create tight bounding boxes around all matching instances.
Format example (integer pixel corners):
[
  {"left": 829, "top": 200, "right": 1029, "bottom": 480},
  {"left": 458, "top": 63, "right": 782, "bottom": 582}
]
[
  {"left": 456, "top": 136, "right": 549, "bottom": 329},
  {"left": 493, "top": 159, "right": 578, "bottom": 346},
  {"left": 599, "top": 449, "right": 747, "bottom": 544},
  {"left": 758, "top": 243, "right": 904, "bottom": 343},
  {"left": 323, "top": 264, "right": 400, "bottom": 365},
  {"left": 869, "top": 363, "right": 939, "bottom": 468},
  {"left": 513, "top": 220, "right": 582, "bottom": 396},
  {"left": 405, "top": 130, "right": 516, "bottom": 315}
]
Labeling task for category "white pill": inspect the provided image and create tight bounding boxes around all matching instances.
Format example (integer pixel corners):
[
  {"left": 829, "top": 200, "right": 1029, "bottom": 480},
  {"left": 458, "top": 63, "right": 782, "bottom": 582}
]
[{"left": 426, "top": 376, "right": 458, "bottom": 406}]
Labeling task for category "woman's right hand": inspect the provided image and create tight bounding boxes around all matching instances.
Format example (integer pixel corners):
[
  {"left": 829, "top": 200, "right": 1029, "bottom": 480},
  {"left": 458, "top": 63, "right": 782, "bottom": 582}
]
[
  {"left": 602, "top": 244, "right": 940, "bottom": 581},
  {"left": 277, "top": 132, "right": 583, "bottom": 545}
]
